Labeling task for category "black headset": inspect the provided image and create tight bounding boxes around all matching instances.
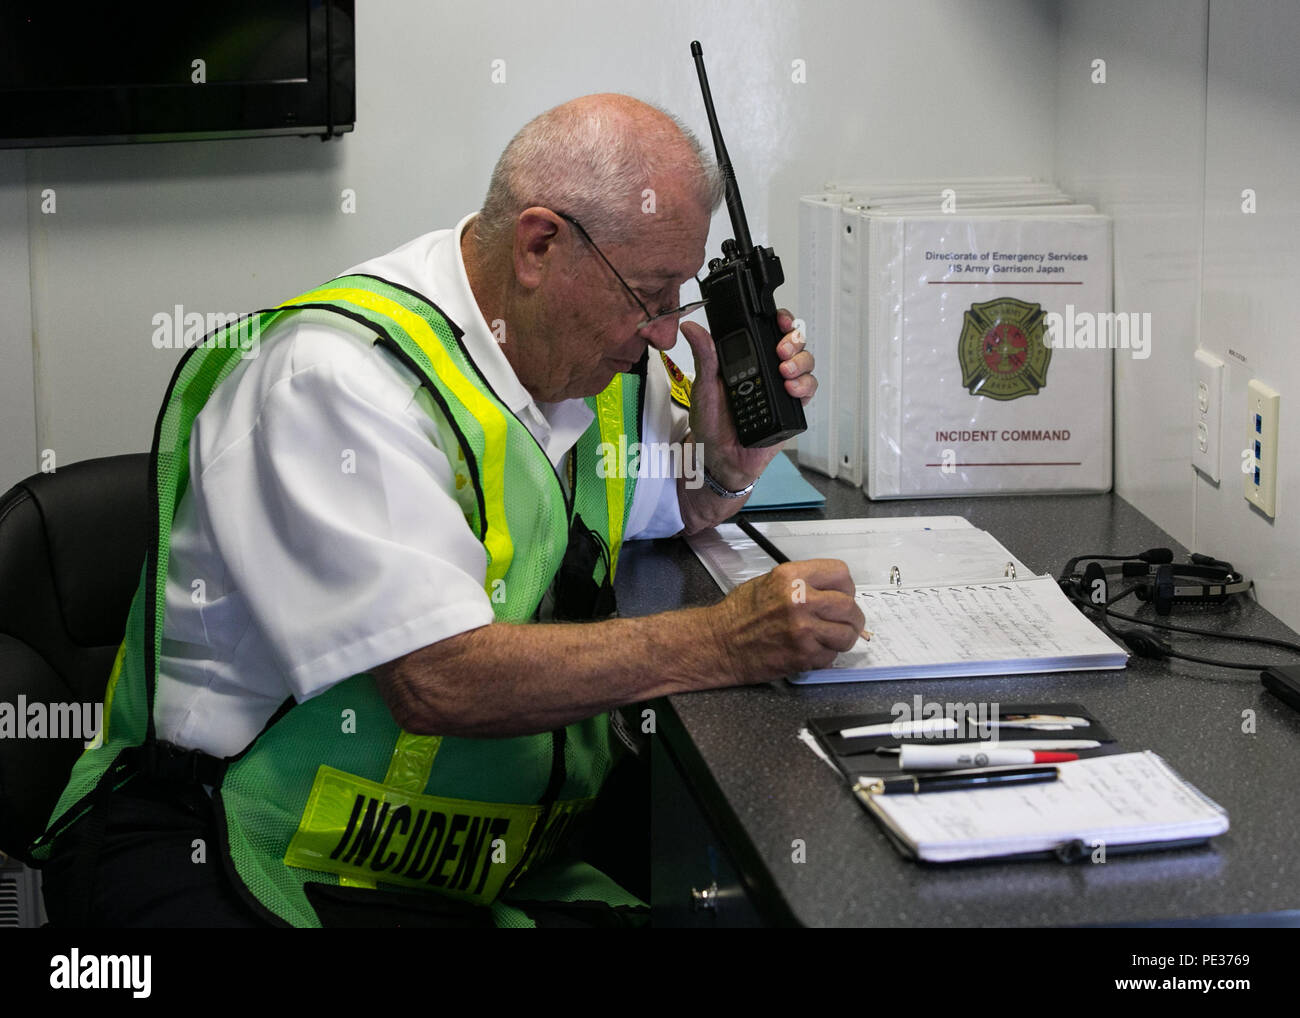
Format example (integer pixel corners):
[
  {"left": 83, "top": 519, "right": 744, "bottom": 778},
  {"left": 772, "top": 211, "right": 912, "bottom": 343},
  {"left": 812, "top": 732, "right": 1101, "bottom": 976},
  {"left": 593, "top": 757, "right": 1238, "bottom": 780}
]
[
  {"left": 1059, "top": 548, "right": 1251, "bottom": 616},
  {"left": 1056, "top": 547, "right": 1300, "bottom": 669}
]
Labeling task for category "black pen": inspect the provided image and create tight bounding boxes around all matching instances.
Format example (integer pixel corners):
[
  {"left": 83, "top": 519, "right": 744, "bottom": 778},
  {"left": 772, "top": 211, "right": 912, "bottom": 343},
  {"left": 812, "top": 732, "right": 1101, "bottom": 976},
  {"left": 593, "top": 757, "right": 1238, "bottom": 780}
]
[
  {"left": 852, "top": 766, "right": 1060, "bottom": 796},
  {"left": 736, "top": 515, "right": 790, "bottom": 564},
  {"left": 735, "top": 516, "right": 874, "bottom": 641}
]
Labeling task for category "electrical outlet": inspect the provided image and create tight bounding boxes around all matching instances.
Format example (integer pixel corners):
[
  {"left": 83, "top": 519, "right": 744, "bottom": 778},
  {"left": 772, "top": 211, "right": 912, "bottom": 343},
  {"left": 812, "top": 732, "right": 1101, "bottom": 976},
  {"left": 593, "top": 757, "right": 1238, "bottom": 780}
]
[
  {"left": 1244, "top": 378, "right": 1280, "bottom": 517},
  {"left": 1193, "top": 350, "right": 1224, "bottom": 481}
]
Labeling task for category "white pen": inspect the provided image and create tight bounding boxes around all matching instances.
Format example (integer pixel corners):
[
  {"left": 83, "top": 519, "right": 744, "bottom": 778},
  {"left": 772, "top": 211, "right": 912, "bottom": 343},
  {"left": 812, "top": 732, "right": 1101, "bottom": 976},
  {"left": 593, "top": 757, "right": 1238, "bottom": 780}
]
[
  {"left": 877, "top": 739, "right": 1101, "bottom": 754},
  {"left": 839, "top": 718, "right": 959, "bottom": 740},
  {"left": 898, "top": 745, "right": 1080, "bottom": 770}
]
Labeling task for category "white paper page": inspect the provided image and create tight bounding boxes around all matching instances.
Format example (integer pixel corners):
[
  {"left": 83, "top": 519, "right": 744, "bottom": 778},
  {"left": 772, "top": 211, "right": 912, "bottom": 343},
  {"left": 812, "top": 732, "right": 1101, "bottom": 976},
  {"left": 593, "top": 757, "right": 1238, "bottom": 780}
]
[
  {"left": 798, "top": 727, "right": 843, "bottom": 777},
  {"left": 686, "top": 517, "right": 1031, "bottom": 592},
  {"left": 831, "top": 575, "right": 1123, "bottom": 673},
  {"left": 867, "top": 751, "right": 1228, "bottom": 862}
]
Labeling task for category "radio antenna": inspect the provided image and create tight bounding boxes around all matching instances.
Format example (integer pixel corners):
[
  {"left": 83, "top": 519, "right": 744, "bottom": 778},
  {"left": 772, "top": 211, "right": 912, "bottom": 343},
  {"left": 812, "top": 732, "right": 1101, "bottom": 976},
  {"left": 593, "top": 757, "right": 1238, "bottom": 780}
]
[{"left": 690, "top": 40, "right": 753, "bottom": 253}]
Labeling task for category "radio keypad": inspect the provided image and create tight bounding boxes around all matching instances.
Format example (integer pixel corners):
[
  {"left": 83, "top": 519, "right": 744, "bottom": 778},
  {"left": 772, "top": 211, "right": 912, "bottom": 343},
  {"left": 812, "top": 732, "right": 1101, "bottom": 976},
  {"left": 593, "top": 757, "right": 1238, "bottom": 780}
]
[{"left": 728, "top": 373, "right": 771, "bottom": 438}]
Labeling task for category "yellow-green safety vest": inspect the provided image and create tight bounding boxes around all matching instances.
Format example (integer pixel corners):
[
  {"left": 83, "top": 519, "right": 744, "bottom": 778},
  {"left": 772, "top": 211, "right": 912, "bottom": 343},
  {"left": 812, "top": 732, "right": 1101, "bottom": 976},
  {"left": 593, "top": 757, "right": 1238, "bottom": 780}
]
[{"left": 34, "top": 273, "right": 652, "bottom": 927}]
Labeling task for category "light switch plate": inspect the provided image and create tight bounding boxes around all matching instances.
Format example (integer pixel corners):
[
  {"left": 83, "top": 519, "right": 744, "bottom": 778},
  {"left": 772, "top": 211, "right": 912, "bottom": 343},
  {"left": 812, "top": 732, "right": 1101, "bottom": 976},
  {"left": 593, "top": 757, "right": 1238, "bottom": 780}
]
[{"left": 1192, "top": 349, "right": 1224, "bottom": 482}]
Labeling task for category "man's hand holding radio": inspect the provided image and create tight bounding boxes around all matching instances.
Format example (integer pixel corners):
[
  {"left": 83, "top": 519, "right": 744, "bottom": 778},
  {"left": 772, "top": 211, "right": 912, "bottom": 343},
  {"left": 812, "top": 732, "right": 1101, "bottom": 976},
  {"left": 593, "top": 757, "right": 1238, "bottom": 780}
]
[{"left": 676, "top": 308, "right": 816, "bottom": 534}]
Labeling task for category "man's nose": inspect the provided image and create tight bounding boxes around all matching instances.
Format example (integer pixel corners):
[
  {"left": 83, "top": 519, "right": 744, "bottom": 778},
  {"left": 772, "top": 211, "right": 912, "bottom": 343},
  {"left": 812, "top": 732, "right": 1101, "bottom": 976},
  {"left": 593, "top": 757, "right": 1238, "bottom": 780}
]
[{"left": 637, "top": 315, "right": 679, "bottom": 351}]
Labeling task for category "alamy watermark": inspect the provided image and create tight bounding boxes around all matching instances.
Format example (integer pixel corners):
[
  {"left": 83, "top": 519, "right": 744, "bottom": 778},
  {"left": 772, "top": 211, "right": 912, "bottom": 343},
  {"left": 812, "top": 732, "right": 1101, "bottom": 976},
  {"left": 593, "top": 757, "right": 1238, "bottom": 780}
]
[
  {"left": 596, "top": 435, "right": 703, "bottom": 489},
  {"left": 50, "top": 950, "right": 151, "bottom": 998},
  {"left": 0, "top": 696, "right": 102, "bottom": 746},
  {"left": 151, "top": 305, "right": 261, "bottom": 357},
  {"left": 1044, "top": 303, "right": 1151, "bottom": 360},
  {"left": 890, "top": 695, "right": 1000, "bottom": 740}
]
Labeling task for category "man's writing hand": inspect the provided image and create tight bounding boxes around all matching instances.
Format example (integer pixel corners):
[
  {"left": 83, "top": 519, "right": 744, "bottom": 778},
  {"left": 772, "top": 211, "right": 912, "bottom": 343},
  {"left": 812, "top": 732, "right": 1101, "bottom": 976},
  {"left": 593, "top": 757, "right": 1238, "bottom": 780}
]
[{"left": 710, "top": 559, "right": 865, "bottom": 681}]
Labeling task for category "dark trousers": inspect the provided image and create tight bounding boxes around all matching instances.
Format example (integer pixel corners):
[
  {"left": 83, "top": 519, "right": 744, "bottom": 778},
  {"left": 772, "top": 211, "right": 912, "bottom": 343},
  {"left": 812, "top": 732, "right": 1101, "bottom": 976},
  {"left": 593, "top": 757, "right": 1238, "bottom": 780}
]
[{"left": 41, "top": 774, "right": 270, "bottom": 928}]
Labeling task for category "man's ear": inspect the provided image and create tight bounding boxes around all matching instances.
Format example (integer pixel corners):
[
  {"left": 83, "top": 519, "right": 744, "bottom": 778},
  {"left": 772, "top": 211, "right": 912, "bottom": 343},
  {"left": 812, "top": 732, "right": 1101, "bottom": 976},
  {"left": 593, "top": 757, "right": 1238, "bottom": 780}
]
[{"left": 512, "top": 207, "right": 564, "bottom": 290}]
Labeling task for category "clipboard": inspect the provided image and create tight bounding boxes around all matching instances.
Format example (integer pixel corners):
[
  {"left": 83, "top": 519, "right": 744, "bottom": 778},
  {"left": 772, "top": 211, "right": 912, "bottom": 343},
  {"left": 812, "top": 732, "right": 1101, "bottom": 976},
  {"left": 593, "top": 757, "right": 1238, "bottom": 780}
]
[{"left": 804, "top": 705, "right": 1227, "bottom": 864}]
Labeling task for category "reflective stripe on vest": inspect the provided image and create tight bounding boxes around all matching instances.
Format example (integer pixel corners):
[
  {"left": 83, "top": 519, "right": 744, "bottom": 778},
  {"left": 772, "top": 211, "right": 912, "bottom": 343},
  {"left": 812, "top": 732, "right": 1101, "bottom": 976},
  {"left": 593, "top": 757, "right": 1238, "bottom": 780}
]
[
  {"left": 335, "top": 730, "right": 444, "bottom": 890},
  {"left": 593, "top": 375, "right": 626, "bottom": 578},
  {"left": 280, "top": 283, "right": 516, "bottom": 588}
]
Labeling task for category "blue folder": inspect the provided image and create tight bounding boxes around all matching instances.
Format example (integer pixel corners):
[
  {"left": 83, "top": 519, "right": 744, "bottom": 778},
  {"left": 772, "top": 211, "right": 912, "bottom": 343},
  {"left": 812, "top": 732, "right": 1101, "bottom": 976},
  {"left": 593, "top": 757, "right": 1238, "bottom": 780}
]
[{"left": 744, "top": 452, "right": 826, "bottom": 512}]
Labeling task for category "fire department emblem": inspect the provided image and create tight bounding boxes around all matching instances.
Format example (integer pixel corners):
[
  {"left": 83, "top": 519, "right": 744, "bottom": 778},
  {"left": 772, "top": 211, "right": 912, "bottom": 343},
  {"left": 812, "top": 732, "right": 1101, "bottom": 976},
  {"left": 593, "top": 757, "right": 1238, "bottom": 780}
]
[{"left": 957, "top": 298, "right": 1050, "bottom": 401}]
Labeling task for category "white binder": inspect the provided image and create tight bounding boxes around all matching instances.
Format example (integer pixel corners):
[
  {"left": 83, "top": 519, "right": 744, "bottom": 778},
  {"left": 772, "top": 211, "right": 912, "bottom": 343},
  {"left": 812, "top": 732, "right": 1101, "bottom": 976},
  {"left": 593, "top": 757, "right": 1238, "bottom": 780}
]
[
  {"left": 795, "top": 194, "right": 842, "bottom": 479},
  {"left": 795, "top": 180, "right": 1112, "bottom": 497},
  {"left": 861, "top": 211, "right": 1113, "bottom": 499}
]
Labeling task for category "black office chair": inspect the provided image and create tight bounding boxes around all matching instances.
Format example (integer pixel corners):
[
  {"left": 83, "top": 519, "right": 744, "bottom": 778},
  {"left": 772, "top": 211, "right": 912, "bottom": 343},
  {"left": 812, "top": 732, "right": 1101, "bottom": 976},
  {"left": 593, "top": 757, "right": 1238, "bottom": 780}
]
[{"left": 0, "top": 454, "right": 150, "bottom": 864}]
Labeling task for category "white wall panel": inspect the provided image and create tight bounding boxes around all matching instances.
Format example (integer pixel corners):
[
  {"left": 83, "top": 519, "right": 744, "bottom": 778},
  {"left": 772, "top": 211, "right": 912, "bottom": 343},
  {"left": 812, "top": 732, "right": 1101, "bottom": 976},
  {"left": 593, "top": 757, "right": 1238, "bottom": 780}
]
[
  {"left": 1195, "top": 0, "right": 1300, "bottom": 627},
  {"left": 1054, "top": 0, "right": 1209, "bottom": 547}
]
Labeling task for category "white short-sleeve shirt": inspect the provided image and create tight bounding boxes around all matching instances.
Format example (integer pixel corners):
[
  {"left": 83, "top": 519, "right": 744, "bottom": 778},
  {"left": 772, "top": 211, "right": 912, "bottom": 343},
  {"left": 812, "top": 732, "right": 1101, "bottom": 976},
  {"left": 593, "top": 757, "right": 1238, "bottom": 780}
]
[{"left": 155, "top": 214, "right": 689, "bottom": 758}]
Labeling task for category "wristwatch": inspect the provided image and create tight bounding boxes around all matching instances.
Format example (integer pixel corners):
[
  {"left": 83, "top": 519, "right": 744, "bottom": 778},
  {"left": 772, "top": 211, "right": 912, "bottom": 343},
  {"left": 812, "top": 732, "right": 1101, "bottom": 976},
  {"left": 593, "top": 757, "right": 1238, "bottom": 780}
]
[{"left": 702, "top": 466, "right": 755, "bottom": 499}]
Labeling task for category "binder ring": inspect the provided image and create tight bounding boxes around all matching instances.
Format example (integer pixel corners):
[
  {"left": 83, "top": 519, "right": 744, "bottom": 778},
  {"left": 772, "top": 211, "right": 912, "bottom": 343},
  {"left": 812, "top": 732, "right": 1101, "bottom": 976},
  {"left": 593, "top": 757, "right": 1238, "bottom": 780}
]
[
  {"left": 1005, "top": 562, "right": 1017, "bottom": 579},
  {"left": 890, "top": 566, "right": 902, "bottom": 587}
]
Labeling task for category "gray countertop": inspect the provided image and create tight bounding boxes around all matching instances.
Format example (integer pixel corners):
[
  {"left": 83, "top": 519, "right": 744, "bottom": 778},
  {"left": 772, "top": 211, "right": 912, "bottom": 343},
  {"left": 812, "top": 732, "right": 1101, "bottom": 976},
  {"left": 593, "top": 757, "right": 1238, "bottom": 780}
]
[{"left": 616, "top": 456, "right": 1300, "bottom": 926}]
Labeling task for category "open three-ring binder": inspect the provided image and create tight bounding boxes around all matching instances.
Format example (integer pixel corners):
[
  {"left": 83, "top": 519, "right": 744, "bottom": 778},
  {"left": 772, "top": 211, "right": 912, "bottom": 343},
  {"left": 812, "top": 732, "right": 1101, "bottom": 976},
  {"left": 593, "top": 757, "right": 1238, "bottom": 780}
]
[{"left": 686, "top": 517, "right": 1128, "bottom": 683}]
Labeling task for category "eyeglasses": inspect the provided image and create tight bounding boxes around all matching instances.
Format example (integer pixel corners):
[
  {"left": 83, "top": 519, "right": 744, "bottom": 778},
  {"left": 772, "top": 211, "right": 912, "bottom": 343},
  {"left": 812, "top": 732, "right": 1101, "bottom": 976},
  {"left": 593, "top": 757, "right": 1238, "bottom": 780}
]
[{"left": 553, "top": 210, "right": 707, "bottom": 328}]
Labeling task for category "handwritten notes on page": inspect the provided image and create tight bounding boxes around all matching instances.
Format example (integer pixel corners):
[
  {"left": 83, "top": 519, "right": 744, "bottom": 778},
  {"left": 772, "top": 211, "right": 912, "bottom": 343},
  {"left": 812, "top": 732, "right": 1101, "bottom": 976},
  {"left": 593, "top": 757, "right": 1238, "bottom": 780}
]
[
  {"left": 792, "top": 576, "right": 1127, "bottom": 682},
  {"left": 685, "top": 517, "right": 1127, "bottom": 684},
  {"left": 861, "top": 751, "right": 1227, "bottom": 862}
]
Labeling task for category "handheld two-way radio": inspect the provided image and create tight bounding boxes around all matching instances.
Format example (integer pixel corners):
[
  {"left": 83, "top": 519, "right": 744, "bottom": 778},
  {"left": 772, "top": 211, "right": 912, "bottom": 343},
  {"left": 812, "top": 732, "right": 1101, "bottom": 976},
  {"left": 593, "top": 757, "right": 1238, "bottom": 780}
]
[{"left": 690, "top": 41, "right": 806, "bottom": 448}]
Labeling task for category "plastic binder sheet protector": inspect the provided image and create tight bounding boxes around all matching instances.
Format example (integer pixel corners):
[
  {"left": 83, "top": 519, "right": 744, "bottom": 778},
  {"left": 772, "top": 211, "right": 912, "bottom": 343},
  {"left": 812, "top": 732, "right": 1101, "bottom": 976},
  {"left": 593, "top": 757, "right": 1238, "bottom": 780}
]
[
  {"left": 869, "top": 216, "right": 1113, "bottom": 498},
  {"left": 687, "top": 517, "right": 1127, "bottom": 683}
]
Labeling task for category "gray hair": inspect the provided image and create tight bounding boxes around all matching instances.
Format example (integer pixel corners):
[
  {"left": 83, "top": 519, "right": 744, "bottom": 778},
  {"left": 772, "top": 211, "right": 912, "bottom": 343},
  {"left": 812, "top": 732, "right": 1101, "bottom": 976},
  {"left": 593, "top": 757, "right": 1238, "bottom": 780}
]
[{"left": 473, "top": 98, "right": 724, "bottom": 254}]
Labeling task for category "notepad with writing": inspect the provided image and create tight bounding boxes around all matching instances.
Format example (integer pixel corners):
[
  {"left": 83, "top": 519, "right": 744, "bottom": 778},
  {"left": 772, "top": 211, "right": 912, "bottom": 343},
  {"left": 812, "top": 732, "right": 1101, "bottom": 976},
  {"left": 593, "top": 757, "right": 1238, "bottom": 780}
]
[
  {"left": 686, "top": 518, "right": 1127, "bottom": 682},
  {"left": 856, "top": 751, "right": 1228, "bottom": 863},
  {"left": 802, "top": 574, "right": 1127, "bottom": 682}
]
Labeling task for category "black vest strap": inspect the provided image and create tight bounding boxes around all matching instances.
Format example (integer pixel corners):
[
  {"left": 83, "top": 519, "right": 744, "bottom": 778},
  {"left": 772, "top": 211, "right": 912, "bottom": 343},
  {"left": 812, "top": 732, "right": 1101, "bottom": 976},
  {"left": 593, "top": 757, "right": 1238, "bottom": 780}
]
[{"left": 124, "top": 740, "right": 229, "bottom": 788}]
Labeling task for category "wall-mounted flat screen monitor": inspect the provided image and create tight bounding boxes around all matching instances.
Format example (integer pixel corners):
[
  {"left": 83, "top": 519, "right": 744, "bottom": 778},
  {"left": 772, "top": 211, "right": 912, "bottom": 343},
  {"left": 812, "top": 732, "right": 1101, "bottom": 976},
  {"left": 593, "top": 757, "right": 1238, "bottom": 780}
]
[{"left": 0, "top": 1, "right": 354, "bottom": 147}]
